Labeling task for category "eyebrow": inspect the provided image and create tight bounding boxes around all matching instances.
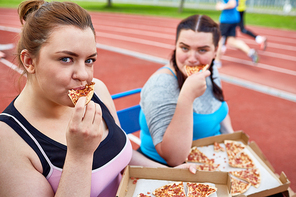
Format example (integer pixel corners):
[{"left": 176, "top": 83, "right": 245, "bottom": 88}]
[
  {"left": 56, "top": 50, "right": 97, "bottom": 57},
  {"left": 179, "top": 42, "right": 210, "bottom": 49}
]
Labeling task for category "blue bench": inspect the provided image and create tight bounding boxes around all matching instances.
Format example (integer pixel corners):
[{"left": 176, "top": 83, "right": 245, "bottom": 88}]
[{"left": 111, "top": 88, "right": 142, "bottom": 135}]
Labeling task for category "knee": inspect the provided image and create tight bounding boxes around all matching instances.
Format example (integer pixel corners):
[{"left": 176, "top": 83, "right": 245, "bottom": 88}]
[{"left": 241, "top": 28, "right": 248, "bottom": 34}]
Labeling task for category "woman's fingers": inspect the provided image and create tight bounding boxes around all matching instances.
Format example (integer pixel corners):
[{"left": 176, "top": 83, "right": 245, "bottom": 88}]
[
  {"left": 67, "top": 97, "right": 103, "bottom": 154},
  {"left": 175, "top": 163, "right": 197, "bottom": 174}
]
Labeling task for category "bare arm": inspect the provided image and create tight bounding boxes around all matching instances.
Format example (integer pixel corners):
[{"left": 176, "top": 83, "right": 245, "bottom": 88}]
[
  {"left": 220, "top": 114, "right": 234, "bottom": 134},
  {"left": 0, "top": 122, "right": 55, "bottom": 196},
  {"left": 155, "top": 71, "right": 211, "bottom": 166},
  {"left": 91, "top": 78, "right": 198, "bottom": 174},
  {"left": 129, "top": 150, "right": 197, "bottom": 174},
  {"left": 0, "top": 98, "right": 104, "bottom": 197},
  {"left": 216, "top": 0, "right": 237, "bottom": 10}
]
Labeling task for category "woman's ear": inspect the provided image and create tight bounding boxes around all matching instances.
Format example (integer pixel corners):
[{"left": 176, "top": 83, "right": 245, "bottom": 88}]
[{"left": 20, "top": 49, "right": 35, "bottom": 74}]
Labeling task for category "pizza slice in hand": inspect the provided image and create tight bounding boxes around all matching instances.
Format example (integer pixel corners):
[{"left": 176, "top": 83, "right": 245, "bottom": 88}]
[
  {"left": 68, "top": 82, "right": 95, "bottom": 105},
  {"left": 230, "top": 177, "right": 251, "bottom": 196},
  {"left": 229, "top": 168, "right": 261, "bottom": 188},
  {"left": 185, "top": 64, "right": 209, "bottom": 76},
  {"left": 186, "top": 182, "right": 217, "bottom": 197},
  {"left": 186, "top": 146, "right": 215, "bottom": 164}
]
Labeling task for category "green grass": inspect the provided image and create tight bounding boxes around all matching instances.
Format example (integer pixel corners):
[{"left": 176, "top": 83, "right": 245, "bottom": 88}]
[{"left": 1, "top": 0, "right": 295, "bottom": 31}]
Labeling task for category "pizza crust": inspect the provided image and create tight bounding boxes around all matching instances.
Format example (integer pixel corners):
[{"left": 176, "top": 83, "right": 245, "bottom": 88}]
[{"left": 68, "top": 82, "right": 95, "bottom": 105}]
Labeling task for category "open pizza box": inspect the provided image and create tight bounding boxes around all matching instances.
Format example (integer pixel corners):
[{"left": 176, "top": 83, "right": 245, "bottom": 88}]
[
  {"left": 116, "top": 165, "right": 232, "bottom": 197},
  {"left": 191, "top": 131, "right": 291, "bottom": 197}
]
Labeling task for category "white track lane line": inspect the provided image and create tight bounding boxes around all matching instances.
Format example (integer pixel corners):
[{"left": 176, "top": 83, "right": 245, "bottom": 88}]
[
  {"left": 0, "top": 58, "right": 24, "bottom": 75},
  {"left": 1, "top": 25, "right": 295, "bottom": 61},
  {"left": 221, "top": 56, "right": 296, "bottom": 76},
  {"left": 1, "top": 26, "right": 295, "bottom": 102},
  {"left": 97, "top": 43, "right": 296, "bottom": 103}
]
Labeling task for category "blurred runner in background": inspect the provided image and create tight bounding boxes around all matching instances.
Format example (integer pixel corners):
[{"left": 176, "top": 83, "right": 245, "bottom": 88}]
[
  {"left": 214, "top": 0, "right": 259, "bottom": 68},
  {"left": 237, "top": 0, "right": 267, "bottom": 50}
]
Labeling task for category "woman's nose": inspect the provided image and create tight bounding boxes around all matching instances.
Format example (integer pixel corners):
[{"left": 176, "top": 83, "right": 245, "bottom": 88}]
[
  {"left": 73, "top": 62, "right": 89, "bottom": 81},
  {"left": 188, "top": 51, "right": 199, "bottom": 64}
]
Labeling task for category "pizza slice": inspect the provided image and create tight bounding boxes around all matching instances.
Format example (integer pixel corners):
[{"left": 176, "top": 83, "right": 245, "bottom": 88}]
[
  {"left": 196, "top": 163, "right": 220, "bottom": 172},
  {"left": 224, "top": 140, "right": 245, "bottom": 159},
  {"left": 186, "top": 182, "right": 217, "bottom": 197},
  {"left": 186, "top": 146, "right": 215, "bottom": 164},
  {"left": 68, "top": 82, "right": 95, "bottom": 105},
  {"left": 228, "top": 151, "right": 255, "bottom": 169},
  {"left": 213, "top": 142, "right": 225, "bottom": 152},
  {"left": 229, "top": 168, "right": 261, "bottom": 188},
  {"left": 185, "top": 64, "right": 209, "bottom": 76},
  {"left": 153, "top": 182, "right": 186, "bottom": 197},
  {"left": 230, "top": 177, "right": 251, "bottom": 196}
]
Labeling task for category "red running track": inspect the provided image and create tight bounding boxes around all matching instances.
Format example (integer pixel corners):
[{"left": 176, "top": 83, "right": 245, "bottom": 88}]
[{"left": 0, "top": 8, "right": 296, "bottom": 192}]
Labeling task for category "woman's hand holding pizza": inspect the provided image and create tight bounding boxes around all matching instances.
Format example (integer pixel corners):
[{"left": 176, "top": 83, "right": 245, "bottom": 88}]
[
  {"left": 181, "top": 70, "right": 211, "bottom": 102},
  {"left": 67, "top": 97, "right": 104, "bottom": 157}
]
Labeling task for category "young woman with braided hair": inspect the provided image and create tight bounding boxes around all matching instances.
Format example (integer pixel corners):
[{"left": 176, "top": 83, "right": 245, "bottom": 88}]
[{"left": 139, "top": 15, "right": 234, "bottom": 167}]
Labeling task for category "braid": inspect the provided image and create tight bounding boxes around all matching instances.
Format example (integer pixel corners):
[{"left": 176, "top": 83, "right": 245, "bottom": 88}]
[{"left": 209, "top": 59, "right": 224, "bottom": 101}]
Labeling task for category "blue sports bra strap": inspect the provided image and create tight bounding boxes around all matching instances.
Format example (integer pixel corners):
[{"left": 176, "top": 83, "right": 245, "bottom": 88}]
[{"left": 158, "top": 66, "right": 177, "bottom": 78}]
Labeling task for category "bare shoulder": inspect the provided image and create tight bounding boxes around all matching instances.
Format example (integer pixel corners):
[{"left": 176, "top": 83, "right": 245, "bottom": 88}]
[
  {"left": 0, "top": 122, "right": 54, "bottom": 196},
  {"left": 92, "top": 78, "right": 119, "bottom": 123},
  {"left": 93, "top": 78, "right": 109, "bottom": 94},
  {"left": 153, "top": 64, "right": 175, "bottom": 76},
  {"left": 92, "top": 78, "right": 112, "bottom": 102}
]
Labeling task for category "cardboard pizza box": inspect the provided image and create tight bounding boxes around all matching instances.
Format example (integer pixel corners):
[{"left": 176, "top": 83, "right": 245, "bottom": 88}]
[
  {"left": 191, "top": 131, "right": 291, "bottom": 197},
  {"left": 116, "top": 166, "right": 231, "bottom": 197}
]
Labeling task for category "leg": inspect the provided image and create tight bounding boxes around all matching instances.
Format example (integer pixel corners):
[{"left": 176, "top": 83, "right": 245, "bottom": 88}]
[
  {"left": 239, "top": 11, "right": 267, "bottom": 50},
  {"left": 227, "top": 37, "right": 259, "bottom": 64},
  {"left": 227, "top": 36, "right": 250, "bottom": 55},
  {"left": 214, "top": 37, "right": 225, "bottom": 67},
  {"left": 238, "top": 11, "right": 257, "bottom": 39}
]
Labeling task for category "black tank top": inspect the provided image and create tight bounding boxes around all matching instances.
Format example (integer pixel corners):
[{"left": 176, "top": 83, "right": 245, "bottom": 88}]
[{"left": 0, "top": 94, "right": 127, "bottom": 177}]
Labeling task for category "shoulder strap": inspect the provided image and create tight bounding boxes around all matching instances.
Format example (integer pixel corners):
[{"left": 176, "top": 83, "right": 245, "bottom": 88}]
[
  {"left": 0, "top": 112, "right": 52, "bottom": 177},
  {"left": 158, "top": 66, "right": 177, "bottom": 79}
]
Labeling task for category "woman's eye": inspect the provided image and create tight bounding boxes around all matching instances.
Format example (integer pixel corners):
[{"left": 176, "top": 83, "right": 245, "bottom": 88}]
[
  {"left": 199, "top": 49, "right": 207, "bottom": 53},
  {"left": 181, "top": 46, "right": 189, "bottom": 51},
  {"left": 60, "top": 57, "right": 72, "bottom": 63},
  {"left": 85, "top": 58, "right": 96, "bottom": 64}
]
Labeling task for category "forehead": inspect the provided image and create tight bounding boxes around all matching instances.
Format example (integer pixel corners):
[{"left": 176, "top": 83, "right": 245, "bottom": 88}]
[
  {"left": 177, "top": 29, "right": 214, "bottom": 46},
  {"left": 43, "top": 25, "right": 96, "bottom": 51}
]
